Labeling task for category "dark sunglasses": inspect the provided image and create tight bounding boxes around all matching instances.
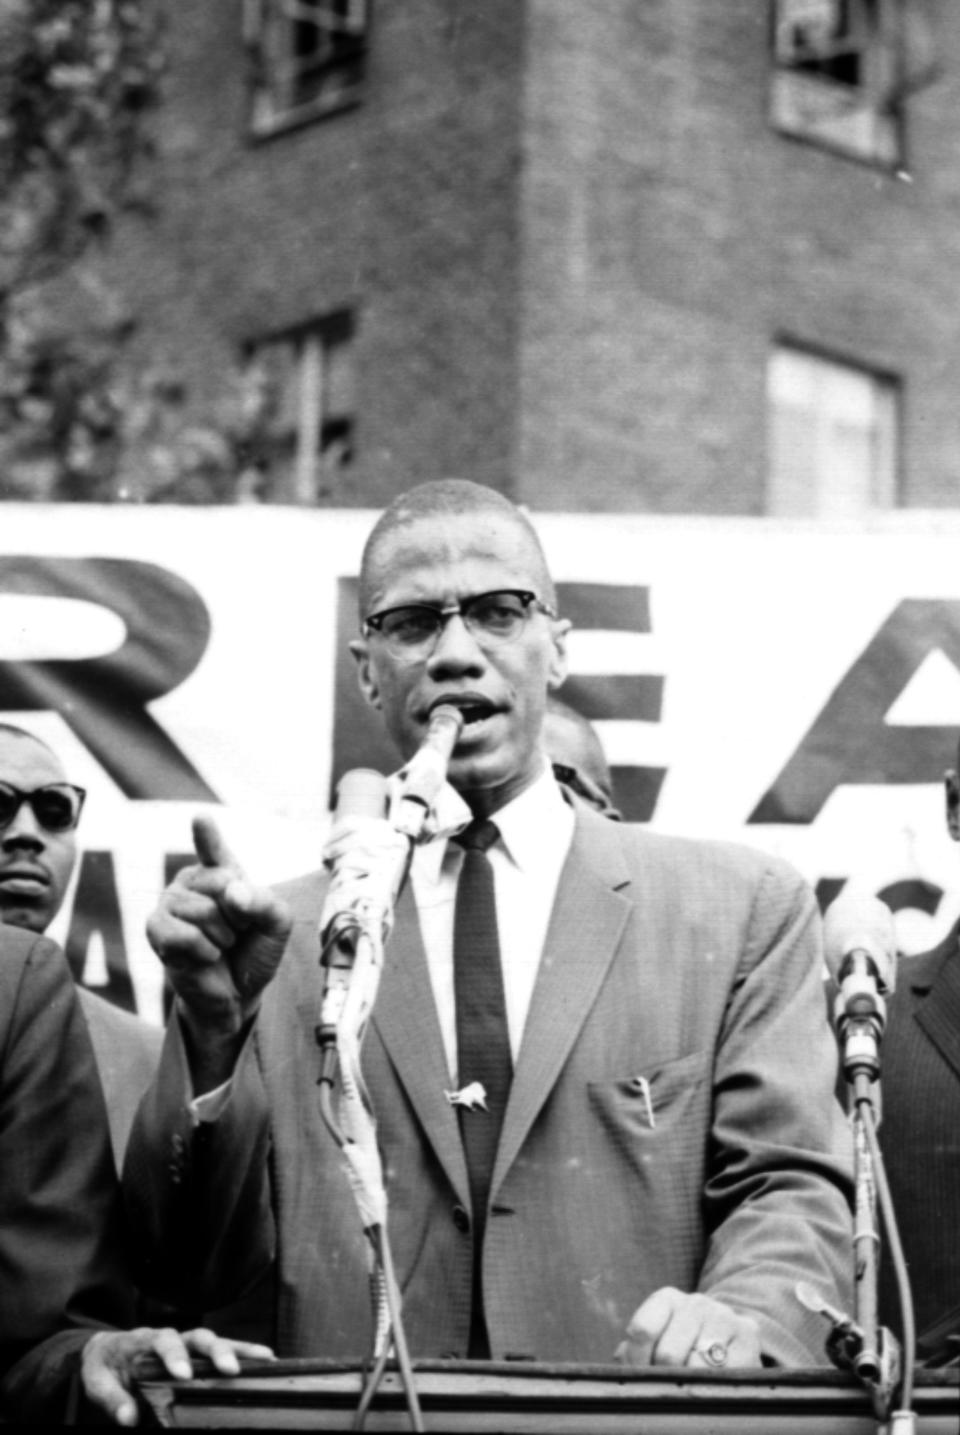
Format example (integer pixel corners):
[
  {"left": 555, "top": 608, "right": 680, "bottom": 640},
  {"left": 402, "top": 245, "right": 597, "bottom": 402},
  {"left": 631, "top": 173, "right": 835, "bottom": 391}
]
[{"left": 0, "top": 782, "right": 86, "bottom": 833}]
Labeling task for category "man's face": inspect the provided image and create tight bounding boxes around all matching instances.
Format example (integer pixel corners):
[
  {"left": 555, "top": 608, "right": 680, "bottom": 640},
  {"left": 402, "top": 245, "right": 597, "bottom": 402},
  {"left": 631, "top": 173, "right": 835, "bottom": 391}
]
[
  {"left": 351, "top": 512, "right": 569, "bottom": 815},
  {"left": 0, "top": 735, "right": 78, "bottom": 934}
]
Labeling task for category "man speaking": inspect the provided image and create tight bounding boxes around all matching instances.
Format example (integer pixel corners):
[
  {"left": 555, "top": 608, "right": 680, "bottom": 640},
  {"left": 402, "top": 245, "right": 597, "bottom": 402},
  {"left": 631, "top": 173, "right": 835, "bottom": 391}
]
[{"left": 124, "top": 480, "right": 853, "bottom": 1368}]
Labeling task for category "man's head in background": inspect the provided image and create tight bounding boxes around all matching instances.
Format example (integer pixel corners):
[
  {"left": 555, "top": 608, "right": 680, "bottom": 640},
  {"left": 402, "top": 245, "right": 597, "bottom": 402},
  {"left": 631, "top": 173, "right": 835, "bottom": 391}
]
[
  {"left": 946, "top": 738, "right": 960, "bottom": 844},
  {"left": 0, "top": 725, "right": 84, "bottom": 934},
  {"left": 543, "top": 696, "right": 621, "bottom": 820}
]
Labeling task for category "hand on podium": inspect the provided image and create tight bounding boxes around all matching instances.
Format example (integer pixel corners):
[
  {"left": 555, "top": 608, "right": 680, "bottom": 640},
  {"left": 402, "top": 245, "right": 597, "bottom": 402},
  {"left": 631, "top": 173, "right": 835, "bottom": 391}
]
[
  {"left": 616, "top": 1287, "right": 761, "bottom": 1368},
  {"left": 80, "top": 1325, "right": 275, "bottom": 1426}
]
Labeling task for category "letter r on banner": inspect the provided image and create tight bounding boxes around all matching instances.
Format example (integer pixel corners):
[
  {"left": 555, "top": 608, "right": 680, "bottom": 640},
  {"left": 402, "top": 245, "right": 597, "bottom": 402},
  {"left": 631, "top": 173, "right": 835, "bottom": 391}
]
[{"left": 0, "top": 557, "right": 217, "bottom": 800}]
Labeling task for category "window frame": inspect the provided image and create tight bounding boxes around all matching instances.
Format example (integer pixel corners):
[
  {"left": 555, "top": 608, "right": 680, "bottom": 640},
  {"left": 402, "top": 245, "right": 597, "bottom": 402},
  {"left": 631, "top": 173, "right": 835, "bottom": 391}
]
[
  {"left": 244, "top": 0, "right": 370, "bottom": 140},
  {"left": 241, "top": 310, "right": 356, "bottom": 505},
  {"left": 769, "top": 0, "right": 906, "bottom": 169},
  {"left": 765, "top": 340, "right": 902, "bottom": 517}
]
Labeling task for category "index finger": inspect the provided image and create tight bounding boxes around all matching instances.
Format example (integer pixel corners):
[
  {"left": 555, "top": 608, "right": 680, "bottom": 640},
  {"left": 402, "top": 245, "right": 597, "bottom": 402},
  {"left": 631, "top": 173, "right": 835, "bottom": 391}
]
[
  {"left": 180, "top": 1327, "right": 276, "bottom": 1374},
  {"left": 617, "top": 1287, "right": 682, "bottom": 1365},
  {"left": 147, "top": 1328, "right": 194, "bottom": 1381},
  {"left": 193, "top": 813, "right": 242, "bottom": 873}
]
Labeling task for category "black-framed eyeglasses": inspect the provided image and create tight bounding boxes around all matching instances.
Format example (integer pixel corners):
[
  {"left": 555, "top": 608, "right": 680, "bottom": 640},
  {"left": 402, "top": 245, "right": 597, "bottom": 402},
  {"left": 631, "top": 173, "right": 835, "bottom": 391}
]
[
  {"left": 0, "top": 782, "right": 86, "bottom": 833},
  {"left": 363, "top": 589, "right": 559, "bottom": 661}
]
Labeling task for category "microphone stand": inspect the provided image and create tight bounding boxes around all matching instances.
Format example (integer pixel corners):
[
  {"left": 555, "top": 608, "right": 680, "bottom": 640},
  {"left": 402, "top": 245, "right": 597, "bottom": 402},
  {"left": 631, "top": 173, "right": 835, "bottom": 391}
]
[
  {"left": 847, "top": 1071, "right": 906, "bottom": 1423},
  {"left": 316, "top": 799, "right": 423, "bottom": 1432},
  {"left": 804, "top": 981, "right": 916, "bottom": 1433}
]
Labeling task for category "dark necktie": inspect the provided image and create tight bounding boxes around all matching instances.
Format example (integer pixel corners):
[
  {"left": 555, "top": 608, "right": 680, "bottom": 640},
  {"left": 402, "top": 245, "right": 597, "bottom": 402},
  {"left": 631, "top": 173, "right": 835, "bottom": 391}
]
[{"left": 453, "top": 817, "right": 512, "bottom": 1356}]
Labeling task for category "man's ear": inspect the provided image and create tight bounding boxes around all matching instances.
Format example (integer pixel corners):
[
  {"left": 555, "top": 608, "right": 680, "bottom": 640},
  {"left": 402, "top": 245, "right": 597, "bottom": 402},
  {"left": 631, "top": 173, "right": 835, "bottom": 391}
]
[
  {"left": 547, "top": 617, "right": 571, "bottom": 692},
  {"left": 946, "top": 767, "right": 960, "bottom": 842},
  {"left": 349, "top": 638, "right": 382, "bottom": 711}
]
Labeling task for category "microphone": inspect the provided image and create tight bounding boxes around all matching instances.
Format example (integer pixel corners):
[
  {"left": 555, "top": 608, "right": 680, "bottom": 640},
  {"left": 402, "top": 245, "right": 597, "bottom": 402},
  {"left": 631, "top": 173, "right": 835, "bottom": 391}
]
[
  {"left": 317, "top": 707, "right": 464, "bottom": 1050},
  {"left": 392, "top": 704, "right": 465, "bottom": 839},
  {"left": 823, "top": 893, "right": 897, "bottom": 1084},
  {"left": 318, "top": 769, "right": 389, "bottom": 1047},
  {"left": 333, "top": 767, "right": 391, "bottom": 823}
]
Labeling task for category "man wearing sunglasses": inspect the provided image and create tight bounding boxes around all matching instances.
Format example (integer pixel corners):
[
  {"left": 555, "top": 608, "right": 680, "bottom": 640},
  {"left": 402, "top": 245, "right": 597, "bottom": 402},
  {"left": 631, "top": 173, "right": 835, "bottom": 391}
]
[
  {"left": 0, "top": 724, "right": 162, "bottom": 1171},
  {"left": 0, "top": 730, "right": 275, "bottom": 1422},
  {"left": 125, "top": 479, "right": 852, "bottom": 1371}
]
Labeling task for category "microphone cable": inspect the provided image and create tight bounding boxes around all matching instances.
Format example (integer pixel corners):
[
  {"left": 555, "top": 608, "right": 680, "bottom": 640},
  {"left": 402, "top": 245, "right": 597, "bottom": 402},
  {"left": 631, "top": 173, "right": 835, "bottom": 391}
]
[
  {"left": 317, "top": 888, "right": 423, "bottom": 1432},
  {"left": 853, "top": 1071, "right": 917, "bottom": 1433}
]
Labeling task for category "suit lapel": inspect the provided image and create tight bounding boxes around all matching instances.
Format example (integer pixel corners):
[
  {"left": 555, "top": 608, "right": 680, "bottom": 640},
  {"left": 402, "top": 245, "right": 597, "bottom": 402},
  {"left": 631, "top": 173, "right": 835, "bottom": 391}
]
[
  {"left": 491, "top": 809, "right": 633, "bottom": 1196},
  {"left": 371, "top": 883, "right": 471, "bottom": 1207},
  {"left": 914, "top": 926, "right": 960, "bottom": 1084}
]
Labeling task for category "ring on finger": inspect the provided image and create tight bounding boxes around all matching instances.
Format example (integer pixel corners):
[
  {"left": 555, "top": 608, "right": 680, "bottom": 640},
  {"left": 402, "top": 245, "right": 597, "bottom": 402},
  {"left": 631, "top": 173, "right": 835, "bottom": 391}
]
[{"left": 696, "top": 1340, "right": 730, "bottom": 1368}]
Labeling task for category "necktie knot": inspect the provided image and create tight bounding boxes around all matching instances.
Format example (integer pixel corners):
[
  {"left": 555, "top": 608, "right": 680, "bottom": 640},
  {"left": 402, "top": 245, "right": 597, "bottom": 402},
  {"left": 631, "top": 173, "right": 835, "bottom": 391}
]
[{"left": 455, "top": 818, "right": 500, "bottom": 855}]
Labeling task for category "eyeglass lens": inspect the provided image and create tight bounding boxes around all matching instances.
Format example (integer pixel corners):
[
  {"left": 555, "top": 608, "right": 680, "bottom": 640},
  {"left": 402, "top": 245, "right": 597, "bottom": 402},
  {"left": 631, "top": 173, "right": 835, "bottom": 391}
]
[
  {"left": 0, "top": 784, "right": 83, "bottom": 832},
  {"left": 379, "top": 592, "right": 530, "bottom": 651}
]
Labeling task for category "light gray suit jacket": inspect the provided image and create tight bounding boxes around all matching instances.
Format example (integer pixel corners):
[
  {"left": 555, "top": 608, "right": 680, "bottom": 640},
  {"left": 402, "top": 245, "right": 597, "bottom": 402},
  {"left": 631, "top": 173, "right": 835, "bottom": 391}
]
[{"left": 125, "top": 804, "right": 853, "bottom": 1364}]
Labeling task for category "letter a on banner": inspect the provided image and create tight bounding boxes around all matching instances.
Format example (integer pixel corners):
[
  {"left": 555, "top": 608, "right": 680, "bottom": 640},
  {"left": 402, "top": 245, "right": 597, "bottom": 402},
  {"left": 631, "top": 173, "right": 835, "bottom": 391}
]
[
  {"left": 65, "top": 850, "right": 136, "bottom": 1015},
  {"left": 750, "top": 599, "right": 960, "bottom": 824}
]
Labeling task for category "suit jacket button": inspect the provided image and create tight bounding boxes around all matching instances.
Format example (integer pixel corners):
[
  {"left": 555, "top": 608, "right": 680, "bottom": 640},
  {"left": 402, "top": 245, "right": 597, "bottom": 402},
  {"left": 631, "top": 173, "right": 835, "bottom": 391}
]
[{"left": 452, "top": 1205, "right": 470, "bottom": 1233}]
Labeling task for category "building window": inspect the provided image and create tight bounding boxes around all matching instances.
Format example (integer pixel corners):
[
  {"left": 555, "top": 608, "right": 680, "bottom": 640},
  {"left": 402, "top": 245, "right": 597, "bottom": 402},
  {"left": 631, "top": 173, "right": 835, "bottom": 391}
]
[
  {"left": 766, "top": 344, "right": 899, "bottom": 516},
  {"left": 239, "top": 312, "right": 355, "bottom": 504},
  {"left": 770, "top": 0, "right": 903, "bottom": 165},
  {"left": 244, "top": 0, "right": 368, "bottom": 138}
]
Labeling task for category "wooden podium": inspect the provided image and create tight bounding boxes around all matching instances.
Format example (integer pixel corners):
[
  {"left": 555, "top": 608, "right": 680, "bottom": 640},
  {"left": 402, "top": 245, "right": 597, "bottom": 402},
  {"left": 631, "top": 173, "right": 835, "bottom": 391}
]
[{"left": 134, "top": 1358, "right": 959, "bottom": 1432}]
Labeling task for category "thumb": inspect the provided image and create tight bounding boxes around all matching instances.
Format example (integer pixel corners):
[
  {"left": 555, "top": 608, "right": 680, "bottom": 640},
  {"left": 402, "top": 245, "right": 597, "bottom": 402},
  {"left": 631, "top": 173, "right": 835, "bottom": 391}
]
[
  {"left": 193, "top": 813, "right": 242, "bottom": 873},
  {"left": 81, "top": 1332, "right": 140, "bottom": 1427}
]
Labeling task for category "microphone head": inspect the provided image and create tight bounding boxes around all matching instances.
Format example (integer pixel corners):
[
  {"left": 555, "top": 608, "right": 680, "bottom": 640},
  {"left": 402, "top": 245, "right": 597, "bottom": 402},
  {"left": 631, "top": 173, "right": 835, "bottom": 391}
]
[
  {"left": 426, "top": 703, "right": 465, "bottom": 750},
  {"left": 823, "top": 892, "right": 897, "bottom": 993},
  {"left": 334, "top": 768, "right": 389, "bottom": 822}
]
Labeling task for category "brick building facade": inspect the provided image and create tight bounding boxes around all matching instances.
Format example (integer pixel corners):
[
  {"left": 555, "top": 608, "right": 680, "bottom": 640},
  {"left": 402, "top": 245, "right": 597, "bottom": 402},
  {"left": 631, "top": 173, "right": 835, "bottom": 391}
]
[{"left": 99, "top": 0, "right": 960, "bottom": 513}]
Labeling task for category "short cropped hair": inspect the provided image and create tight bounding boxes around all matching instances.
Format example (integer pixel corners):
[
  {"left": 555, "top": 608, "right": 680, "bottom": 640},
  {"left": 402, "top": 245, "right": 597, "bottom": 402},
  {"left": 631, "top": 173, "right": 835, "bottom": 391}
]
[
  {"left": 358, "top": 479, "right": 555, "bottom": 617},
  {"left": 0, "top": 723, "right": 58, "bottom": 759}
]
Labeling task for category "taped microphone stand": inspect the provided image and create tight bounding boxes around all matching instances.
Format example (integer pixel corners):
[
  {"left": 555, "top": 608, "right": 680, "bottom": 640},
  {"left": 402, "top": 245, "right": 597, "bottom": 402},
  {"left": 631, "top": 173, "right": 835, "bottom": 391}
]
[
  {"left": 799, "top": 894, "right": 916, "bottom": 1435},
  {"left": 315, "top": 707, "right": 464, "bottom": 1432}
]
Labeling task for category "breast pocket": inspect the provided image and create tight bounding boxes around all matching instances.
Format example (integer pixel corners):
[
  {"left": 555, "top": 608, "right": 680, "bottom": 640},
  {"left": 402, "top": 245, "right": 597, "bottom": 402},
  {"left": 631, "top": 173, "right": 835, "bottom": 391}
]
[
  {"left": 587, "top": 1049, "right": 712, "bottom": 1175},
  {"left": 584, "top": 1050, "right": 713, "bottom": 1287}
]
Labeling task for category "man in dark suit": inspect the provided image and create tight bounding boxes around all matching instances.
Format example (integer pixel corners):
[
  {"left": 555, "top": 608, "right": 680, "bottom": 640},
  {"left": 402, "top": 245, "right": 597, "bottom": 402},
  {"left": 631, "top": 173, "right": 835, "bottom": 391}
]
[
  {"left": 0, "top": 919, "right": 131, "bottom": 1421},
  {"left": 0, "top": 920, "right": 273, "bottom": 1424},
  {"left": 125, "top": 479, "right": 853, "bottom": 1369},
  {"left": 0, "top": 723, "right": 162, "bottom": 1169},
  {"left": 878, "top": 744, "right": 960, "bottom": 1358}
]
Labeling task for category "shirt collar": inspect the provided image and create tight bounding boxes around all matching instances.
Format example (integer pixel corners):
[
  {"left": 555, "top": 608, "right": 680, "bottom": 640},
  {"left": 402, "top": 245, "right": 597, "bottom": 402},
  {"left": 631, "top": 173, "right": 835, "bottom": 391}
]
[{"left": 491, "top": 760, "right": 574, "bottom": 872}]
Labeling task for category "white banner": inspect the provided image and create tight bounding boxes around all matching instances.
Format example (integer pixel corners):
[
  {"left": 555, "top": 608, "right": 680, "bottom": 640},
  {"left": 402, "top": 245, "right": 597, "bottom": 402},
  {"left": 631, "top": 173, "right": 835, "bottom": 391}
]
[{"left": 2, "top": 505, "right": 959, "bottom": 1023}]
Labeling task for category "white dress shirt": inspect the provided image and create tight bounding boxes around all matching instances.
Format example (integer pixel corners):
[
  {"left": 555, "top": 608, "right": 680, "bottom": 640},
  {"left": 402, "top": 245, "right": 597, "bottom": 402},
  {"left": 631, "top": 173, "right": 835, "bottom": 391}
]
[{"left": 412, "top": 759, "right": 575, "bottom": 1080}]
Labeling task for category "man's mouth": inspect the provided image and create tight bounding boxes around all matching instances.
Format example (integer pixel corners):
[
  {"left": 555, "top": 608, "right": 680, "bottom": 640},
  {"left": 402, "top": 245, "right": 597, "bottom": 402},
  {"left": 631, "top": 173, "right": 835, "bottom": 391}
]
[
  {"left": 427, "top": 695, "right": 501, "bottom": 730},
  {"left": 0, "top": 867, "right": 50, "bottom": 896}
]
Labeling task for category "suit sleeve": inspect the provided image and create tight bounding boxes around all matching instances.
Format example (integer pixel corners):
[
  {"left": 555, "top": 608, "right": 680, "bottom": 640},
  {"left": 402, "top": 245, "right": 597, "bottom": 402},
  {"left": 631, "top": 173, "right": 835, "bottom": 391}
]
[
  {"left": 0, "top": 934, "right": 134, "bottom": 1422},
  {"left": 696, "top": 859, "right": 854, "bottom": 1365},
  {"left": 122, "top": 1010, "right": 276, "bottom": 1317}
]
